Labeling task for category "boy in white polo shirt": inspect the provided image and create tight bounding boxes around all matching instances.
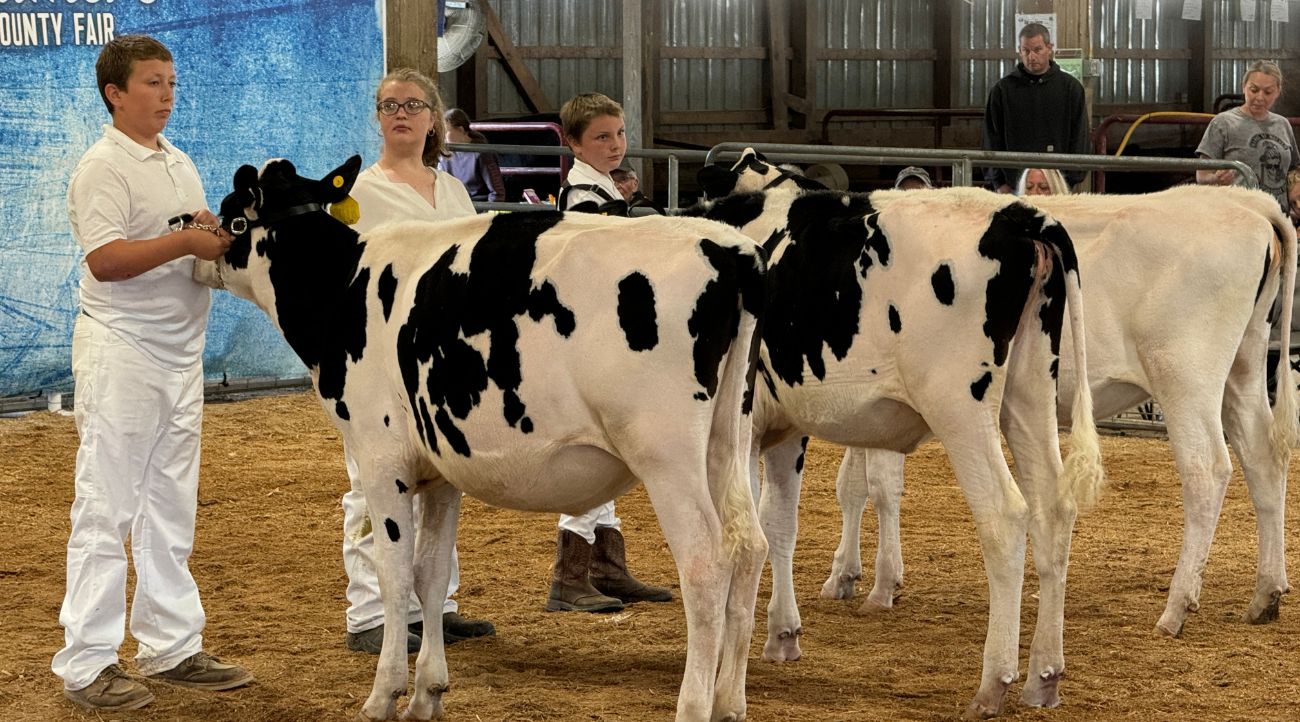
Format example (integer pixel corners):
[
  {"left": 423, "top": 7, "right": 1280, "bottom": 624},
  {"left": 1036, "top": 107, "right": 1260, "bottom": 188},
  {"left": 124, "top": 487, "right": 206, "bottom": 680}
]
[{"left": 52, "top": 33, "right": 251, "bottom": 711}]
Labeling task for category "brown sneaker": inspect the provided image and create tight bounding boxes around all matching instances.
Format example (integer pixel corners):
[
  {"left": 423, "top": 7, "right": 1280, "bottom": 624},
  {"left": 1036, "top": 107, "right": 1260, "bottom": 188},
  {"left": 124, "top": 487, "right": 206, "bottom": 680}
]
[
  {"left": 147, "top": 652, "right": 254, "bottom": 691},
  {"left": 63, "top": 664, "right": 155, "bottom": 711}
]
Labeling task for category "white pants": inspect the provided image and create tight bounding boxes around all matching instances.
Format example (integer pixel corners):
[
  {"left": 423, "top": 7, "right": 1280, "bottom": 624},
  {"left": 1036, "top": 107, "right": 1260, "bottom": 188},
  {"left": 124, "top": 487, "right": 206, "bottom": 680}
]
[
  {"left": 558, "top": 501, "right": 621, "bottom": 544},
  {"left": 52, "top": 315, "right": 206, "bottom": 689},
  {"left": 342, "top": 448, "right": 458, "bottom": 633}
]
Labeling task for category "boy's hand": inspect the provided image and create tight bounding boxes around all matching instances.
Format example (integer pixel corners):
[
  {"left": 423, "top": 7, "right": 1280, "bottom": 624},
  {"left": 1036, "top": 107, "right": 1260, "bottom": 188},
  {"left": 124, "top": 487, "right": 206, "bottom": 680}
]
[{"left": 184, "top": 209, "right": 232, "bottom": 260}]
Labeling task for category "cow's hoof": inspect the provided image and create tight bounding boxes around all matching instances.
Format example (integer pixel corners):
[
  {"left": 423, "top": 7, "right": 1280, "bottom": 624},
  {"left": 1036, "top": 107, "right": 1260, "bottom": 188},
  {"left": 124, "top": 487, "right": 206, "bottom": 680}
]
[
  {"left": 1020, "top": 668, "right": 1062, "bottom": 709},
  {"left": 761, "top": 630, "right": 802, "bottom": 662},
  {"left": 820, "top": 572, "right": 859, "bottom": 599},
  {"left": 1154, "top": 615, "right": 1184, "bottom": 638},
  {"left": 1244, "top": 589, "right": 1283, "bottom": 625},
  {"left": 962, "top": 678, "right": 1011, "bottom": 720},
  {"left": 401, "top": 685, "right": 447, "bottom": 720}
]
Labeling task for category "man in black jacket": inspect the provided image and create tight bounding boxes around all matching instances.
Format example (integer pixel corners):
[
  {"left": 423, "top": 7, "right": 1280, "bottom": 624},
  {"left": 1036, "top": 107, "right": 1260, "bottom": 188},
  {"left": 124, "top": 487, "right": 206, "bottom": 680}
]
[{"left": 981, "top": 22, "right": 1088, "bottom": 192}]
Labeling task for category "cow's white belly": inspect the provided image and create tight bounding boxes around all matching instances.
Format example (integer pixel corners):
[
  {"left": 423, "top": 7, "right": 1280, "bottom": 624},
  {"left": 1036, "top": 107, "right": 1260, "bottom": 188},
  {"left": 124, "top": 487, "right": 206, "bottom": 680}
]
[{"left": 432, "top": 440, "right": 637, "bottom": 514}]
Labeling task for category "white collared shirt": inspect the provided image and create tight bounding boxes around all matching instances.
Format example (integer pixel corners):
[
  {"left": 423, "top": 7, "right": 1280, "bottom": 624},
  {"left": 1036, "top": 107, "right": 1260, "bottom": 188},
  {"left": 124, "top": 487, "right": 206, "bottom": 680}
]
[
  {"left": 562, "top": 158, "right": 620, "bottom": 210},
  {"left": 67, "top": 124, "right": 211, "bottom": 370},
  {"left": 349, "top": 163, "right": 477, "bottom": 235}
]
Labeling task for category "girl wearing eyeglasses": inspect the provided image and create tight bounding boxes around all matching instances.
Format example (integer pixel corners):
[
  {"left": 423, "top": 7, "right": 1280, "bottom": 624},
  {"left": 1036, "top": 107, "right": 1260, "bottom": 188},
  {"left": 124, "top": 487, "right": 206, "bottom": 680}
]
[{"left": 340, "top": 68, "right": 495, "bottom": 657}]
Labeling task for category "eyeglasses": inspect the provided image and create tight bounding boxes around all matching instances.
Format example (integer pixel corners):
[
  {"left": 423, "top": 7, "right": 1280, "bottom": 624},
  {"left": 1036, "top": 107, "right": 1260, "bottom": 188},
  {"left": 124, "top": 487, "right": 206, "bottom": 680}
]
[{"left": 377, "top": 99, "right": 429, "bottom": 116}]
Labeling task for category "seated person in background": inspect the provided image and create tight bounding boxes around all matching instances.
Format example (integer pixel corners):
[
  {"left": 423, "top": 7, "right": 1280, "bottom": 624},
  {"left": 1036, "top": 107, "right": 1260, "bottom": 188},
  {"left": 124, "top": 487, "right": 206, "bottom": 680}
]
[
  {"left": 893, "top": 166, "right": 934, "bottom": 190},
  {"left": 1016, "top": 167, "right": 1070, "bottom": 196},
  {"left": 611, "top": 166, "right": 639, "bottom": 201},
  {"left": 440, "top": 107, "right": 507, "bottom": 202}
]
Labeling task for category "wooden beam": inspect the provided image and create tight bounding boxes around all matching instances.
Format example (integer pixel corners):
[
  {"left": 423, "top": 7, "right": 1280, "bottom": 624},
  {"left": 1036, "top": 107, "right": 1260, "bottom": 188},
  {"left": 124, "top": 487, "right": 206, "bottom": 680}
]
[
  {"left": 660, "top": 110, "right": 770, "bottom": 126},
  {"left": 385, "top": 0, "right": 438, "bottom": 76},
  {"left": 660, "top": 46, "right": 768, "bottom": 60},
  {"left": 767, "top": 0, "right": 790, "bottom": 130},
  {"left": 623, "top": 0, "right": 644, "bottom": 179},
  {"left": 933, "top": 0, "right": 954, "bottom": 111},
  {"left": 479, "top": 0, "right": 552, "bottom": 113},
  {"left": 816, "top": 48, "right": 938, "bottom": 61},
  {"left": 641, "top": 0, "right": 659, "bottom": 192}
]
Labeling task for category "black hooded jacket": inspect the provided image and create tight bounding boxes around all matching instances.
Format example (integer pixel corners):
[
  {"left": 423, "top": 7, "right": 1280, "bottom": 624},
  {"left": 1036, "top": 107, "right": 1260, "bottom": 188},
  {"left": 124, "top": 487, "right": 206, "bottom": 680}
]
[{"left": 981, "top": 60, "right": 1089, "bottom": 189}]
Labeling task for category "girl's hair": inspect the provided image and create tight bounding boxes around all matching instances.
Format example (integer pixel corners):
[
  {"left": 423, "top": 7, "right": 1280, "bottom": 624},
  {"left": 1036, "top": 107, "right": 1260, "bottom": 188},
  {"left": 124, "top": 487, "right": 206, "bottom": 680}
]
[
  {"left": 376, "top": 67, "right": 448, "bottom": 165},
  {"left": 444, "top": 107, "right": 488, "bottom": 143},
  {"left": 1242, "top": 60, "right": 1284, "bottom": 89},
  {"left": 1015, "top": 168, "right": 1071, "bottom": 196},
  {"left": 96, "top": 35, "right": 173, "bottom": 115},
  {"left": 559, "top": 92, "right": 623, "bottom": 143}
]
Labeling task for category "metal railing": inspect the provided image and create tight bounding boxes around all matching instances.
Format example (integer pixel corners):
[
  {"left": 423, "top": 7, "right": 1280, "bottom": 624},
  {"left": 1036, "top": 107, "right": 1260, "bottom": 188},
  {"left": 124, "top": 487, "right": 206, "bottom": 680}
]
[{"left": 703, "top": 141, "right": 1258, "bottom": 190}]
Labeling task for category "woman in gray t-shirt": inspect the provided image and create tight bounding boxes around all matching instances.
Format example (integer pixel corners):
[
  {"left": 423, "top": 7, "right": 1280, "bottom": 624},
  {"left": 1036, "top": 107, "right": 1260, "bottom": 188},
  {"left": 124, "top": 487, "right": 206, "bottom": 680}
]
[{"left": 1196, "top": 59, "right": 1300, "bottom": 212}]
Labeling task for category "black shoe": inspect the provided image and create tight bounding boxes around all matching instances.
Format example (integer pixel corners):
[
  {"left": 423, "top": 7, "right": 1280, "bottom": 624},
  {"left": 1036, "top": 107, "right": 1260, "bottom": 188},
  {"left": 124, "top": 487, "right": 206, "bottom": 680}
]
[
  {"left": 409, "top": 613, "right": 497, "bottom": 645},
  {"left": 345, "top": 625, "right": 420, "bottom": 654},
  {"left": 442, "top": 611, "right": 496, "bottom": 644}
]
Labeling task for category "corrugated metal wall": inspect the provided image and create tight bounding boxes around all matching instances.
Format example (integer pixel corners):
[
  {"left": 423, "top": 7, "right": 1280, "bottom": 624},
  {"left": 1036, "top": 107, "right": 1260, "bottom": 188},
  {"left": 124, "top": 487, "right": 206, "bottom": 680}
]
[{"left": 456, "top": 1, "right": 1293, "bottom": 120}]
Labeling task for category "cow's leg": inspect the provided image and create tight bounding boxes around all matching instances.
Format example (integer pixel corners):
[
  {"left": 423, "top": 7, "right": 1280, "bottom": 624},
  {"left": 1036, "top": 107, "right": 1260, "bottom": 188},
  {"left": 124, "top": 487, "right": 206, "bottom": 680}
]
[
  {"left": 1000, "top": 375, "right": 1073, "bottom": 709},
  {"left": 1222, "top": 330, "right": 1289, "bottom": 625},
  {"left": 932, "top": 418, "right": 1028, "bottom": 720},
  {"left": 1154, "top": 390, "right": 1234, "bottom": 637},
  {"left": 711, "top": 463, "right": 767, "bottom": 721},
  {"left": 641, "top": 462, "right": 743, "bottom": 722},
  {"left": 405, "top": 483, "right": 461, "bottom": 721},
  {"left": 822, "top": 445, "right": 867, "bottom": 600},
  {"left": 860, "top": 448, "right": 906, "bottom": 611},
  {"left": 357, "top": 464, "right": 418, "bottom": 721},
  {"left": 759, "top": 435, "right": 806, "bottom": 662}
]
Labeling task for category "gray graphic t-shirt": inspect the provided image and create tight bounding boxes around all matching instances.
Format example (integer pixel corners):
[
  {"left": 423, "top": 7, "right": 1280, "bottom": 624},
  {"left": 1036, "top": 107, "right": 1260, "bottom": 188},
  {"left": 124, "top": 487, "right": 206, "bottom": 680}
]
[{"left": 1196, "top": 108, "right": 1300, "bottom": 211}]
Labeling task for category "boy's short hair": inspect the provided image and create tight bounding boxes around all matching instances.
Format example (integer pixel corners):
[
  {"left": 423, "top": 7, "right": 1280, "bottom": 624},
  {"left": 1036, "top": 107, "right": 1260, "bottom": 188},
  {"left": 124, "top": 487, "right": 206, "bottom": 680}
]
[
  {"left": 96, "top": 34, "right": 173, "bottom": 115},
  {"left": 560, "top": 92, "right": 623, "bottom": 143}
]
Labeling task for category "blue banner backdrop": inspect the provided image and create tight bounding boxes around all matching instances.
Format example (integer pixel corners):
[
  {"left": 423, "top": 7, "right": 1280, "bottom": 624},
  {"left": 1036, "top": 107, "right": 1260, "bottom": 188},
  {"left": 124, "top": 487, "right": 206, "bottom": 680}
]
[{"left": 0, "top": 0, "right": 385, "bottom": 397}]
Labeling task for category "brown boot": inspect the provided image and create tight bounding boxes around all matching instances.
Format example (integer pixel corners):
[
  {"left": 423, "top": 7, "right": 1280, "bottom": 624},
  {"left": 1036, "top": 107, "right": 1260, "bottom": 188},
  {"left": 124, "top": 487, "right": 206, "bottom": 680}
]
[
  {"left": 589, "top": 526, "right": 673, "bottom": 603},
  {"left": 546, "top": 529, "right": 625, "bottom": 613}
]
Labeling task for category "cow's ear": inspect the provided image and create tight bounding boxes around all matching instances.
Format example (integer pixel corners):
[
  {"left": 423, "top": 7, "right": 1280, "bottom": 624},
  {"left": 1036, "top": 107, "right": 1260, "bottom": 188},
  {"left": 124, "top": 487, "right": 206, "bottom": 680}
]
[
  {"left": 316, "top": 154, "right": 363, "bottom": 204},
  {"left": 740, "top": 147, "right": 767, "bottom": 164},
  {"left": 233, "top": 164, "right": 259, "bottom": 206},
  {"left": 698, "top": 164, "right": 740, "bottom": 200}
]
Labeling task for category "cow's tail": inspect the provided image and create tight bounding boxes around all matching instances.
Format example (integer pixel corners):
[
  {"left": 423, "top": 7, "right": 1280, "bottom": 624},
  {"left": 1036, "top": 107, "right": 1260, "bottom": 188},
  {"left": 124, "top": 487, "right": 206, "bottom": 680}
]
[
  {"left": 1266, "top": 205, "right": 1299, "bottom": 462},
  {"left": 1041, "top": 220, "right": 1105, "bottom": 512},
  {"left": 711, "top": 243, "right": 768, "bottom": 561}
]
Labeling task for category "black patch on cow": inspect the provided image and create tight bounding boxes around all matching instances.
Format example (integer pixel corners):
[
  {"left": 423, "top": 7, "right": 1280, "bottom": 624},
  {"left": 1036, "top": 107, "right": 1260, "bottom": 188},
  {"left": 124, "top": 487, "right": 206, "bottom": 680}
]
[
  {"left": 795, "top": 436, "right": 809, "bottom": 473},
  {"left": 931, "top": 263, "right": 956, "bottom": 305},
  {"left": 1037, "top": 239, "right": 1067, "bottom": 362},
  {"left": 761, "top": 191, "right": 883, "bottom": 385},
  {"left": 383, "top": 414, "right": 390, "bottom": 427},
  {"left": 978, "top": 203, "right": 1046, "bottom": 367},
  {"left": 1049, "top": 358, "right": 1059, "bottom": 380},
  {"left": 617, "top": 273, "right": 659, "bottom": 351},
  {"left": 216, "top": 163, "right": 373, "bottom": 417},
  {"left": 1256, "top": 243, "right": 1272, "bottom": 305},
  {"left": 396, "top": 479, "right": 408, "bottom": 494},
  {"left": 683, "top": 192, "right": 769, "bottom": 231},
  {"left": 888, "top": 303, "right": 902, "bottom": 333},
  {"left": 335, "top": 400, "right": 350, "bottom": 420},
  {"left": 870, "top": 368, "right": 877, "bottom": 374},
  {"left": 970, "top": 371, "right": 993, "bottom": 401},
  {"left": 689, "top": 239, "right": 765, "bottom": 401},
  {"left": 396, "top": 212, "right": 569, "bottom": 455},
  {"left": 378, "top": 264, "right": 398, "bottom": 322},
  {"left": 384, "top": 518, "right": 400, "bottom": 542}
]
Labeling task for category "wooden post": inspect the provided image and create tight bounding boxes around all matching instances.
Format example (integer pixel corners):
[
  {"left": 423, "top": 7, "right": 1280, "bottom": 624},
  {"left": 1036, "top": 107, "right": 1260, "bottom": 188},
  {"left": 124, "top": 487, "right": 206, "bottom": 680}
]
[
  {"left": 767, "top": 0, "right": 790, "bottom": 131},
  {"left": 386, "top": 0, "right": 439, "bottom": 76},
  {"left": 623, "top": 0, "right": 644, "bottom": 178},
  {"left": 639, "top": 0, "right": 659, "bottom": 194}
]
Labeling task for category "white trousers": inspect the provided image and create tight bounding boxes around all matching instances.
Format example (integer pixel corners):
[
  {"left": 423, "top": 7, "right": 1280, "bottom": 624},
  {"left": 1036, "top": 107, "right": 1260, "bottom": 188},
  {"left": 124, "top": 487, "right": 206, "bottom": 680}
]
[
  {"left": 558, "top": 501, "right": 621, "bottom": 544},
  {"left": 52, "top": 315, "right": 206, "bottom": 690},
  {"left": 342, "top": 448, "right": 458, "bottom": 633}
]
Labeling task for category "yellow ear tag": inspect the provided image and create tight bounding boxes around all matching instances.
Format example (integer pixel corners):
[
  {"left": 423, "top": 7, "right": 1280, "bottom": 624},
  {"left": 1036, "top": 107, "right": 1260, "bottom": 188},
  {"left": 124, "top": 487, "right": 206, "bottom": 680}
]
[
  {"left": 329, "top": 195, "right": 360, "bottom": 225},
  {"left": 332, "top": 175, "right": 345, "bottom": 188}
]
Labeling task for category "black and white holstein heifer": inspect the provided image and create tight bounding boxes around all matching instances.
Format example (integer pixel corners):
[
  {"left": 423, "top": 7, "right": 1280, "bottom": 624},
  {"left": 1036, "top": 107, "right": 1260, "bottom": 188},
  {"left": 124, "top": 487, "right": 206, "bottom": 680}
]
[
  {"left": 198, "top": 156, "right": 768, "bottom": 722},
  {"left": 681, "top": 175, "right": 1104, "bottom": 718},
  {"left": 830, "top": 186, "right": 1299, "bottom": 638},
  {"left": 712, "top": 152, "right": 1300, "bottom": 642}
]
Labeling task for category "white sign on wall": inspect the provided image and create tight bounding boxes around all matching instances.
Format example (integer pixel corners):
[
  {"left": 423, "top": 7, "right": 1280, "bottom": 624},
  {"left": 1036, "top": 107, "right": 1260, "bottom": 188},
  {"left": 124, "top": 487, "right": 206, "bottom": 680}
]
[
  {"left": 1271, "top": 0, "right": 1289, "bottom": 23},
  {"left": 1240, "top": 0, "right": 1256, "bottom": 21},
  {"left": 1182, "top": 0, "right": 1203, "bottom": 21}
]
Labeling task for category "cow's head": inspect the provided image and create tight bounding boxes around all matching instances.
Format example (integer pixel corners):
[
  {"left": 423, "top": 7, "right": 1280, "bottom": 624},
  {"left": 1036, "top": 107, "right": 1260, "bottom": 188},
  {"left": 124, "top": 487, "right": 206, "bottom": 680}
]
[
  {"left": 696, "top": 147, "right": 828, "bottom": 200},
  {"left": 195, "top": 155, "right": 363, "bottom": 305}
]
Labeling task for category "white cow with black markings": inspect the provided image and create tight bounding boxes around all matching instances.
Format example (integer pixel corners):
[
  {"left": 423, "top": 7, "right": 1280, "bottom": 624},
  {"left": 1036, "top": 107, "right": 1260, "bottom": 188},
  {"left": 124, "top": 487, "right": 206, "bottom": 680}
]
[
  {"left": 709, "top": 151, "right": 1300, "bottom": 642},
  {"left": 196, "top": 155, "right": 768, "bottom": 722},
  {"left": 681, "top": 169, "right": 1104, "bottom": 718},
  {"left": 830, "top": 185, "right": 1299, "bottom": 638}
]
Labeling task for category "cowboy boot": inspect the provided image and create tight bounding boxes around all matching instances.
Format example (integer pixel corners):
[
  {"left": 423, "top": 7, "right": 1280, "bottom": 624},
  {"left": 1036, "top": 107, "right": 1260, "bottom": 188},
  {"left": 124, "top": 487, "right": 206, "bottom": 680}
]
[
  {"left": 589, "top": 526, "right": 673, "bottom": 603},
  {"left": 545, "top": 529, "right": 624, "bottom": 613}
]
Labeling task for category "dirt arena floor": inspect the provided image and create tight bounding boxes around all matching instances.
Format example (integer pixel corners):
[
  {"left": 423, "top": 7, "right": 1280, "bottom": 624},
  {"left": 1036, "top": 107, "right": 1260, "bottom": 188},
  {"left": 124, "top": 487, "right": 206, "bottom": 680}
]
[{"left": 3, "top": 391, "right": 1300, "bottom": 721}]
